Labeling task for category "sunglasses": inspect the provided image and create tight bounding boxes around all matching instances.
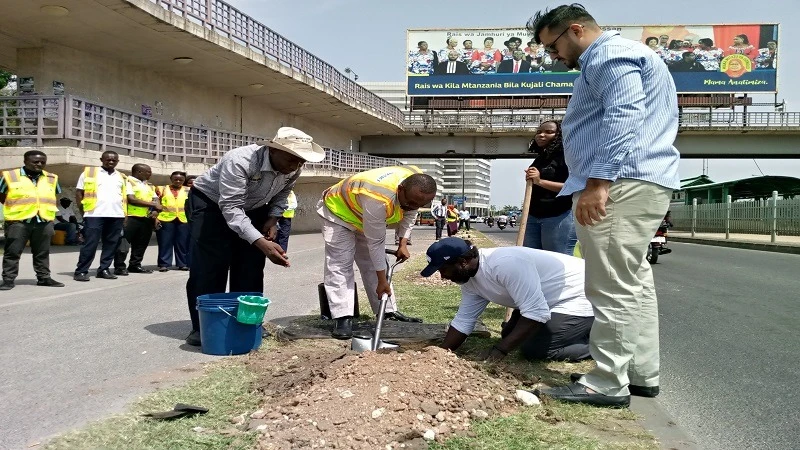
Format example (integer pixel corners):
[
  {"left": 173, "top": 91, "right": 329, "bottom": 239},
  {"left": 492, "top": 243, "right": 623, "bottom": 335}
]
[{"left": 543, "top": 24, "right": 583, "bottom": 54}]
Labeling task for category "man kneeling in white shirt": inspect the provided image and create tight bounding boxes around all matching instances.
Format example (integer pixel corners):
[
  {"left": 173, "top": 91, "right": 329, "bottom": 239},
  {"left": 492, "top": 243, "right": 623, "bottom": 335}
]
[{"left": 420, "top": 237, "right": 594, "bottom": 362}]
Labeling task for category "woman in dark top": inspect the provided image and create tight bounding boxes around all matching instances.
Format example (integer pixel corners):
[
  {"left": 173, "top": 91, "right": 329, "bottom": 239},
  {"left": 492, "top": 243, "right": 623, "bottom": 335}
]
[{"left": 523, "top": 120, "right": 577, "bottom": 255}]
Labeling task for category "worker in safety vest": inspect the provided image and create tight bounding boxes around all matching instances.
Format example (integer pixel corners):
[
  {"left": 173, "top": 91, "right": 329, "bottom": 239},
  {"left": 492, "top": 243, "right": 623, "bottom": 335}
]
[
  {"left": 155, "top": 171, "right": 190, "bottom": 271},
  {"left": 275, "top": 190, "right": 297, "bottom": 252},
  {"left": 74, "top": 150, "right": 127, "bottom": 282},
  {"left": 113, "top": 163, "right": 161, "bottom": 274},
  {"left": 0, "top": 150, "right": 65, "bottom": 290},
  {"left": 317, "top": 166, "right": 437, "bottom": 338}
]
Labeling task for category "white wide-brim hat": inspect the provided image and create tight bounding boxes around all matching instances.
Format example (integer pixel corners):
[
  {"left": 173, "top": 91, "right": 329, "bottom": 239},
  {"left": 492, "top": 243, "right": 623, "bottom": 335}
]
[{"left": 256, "top": 127, "right": 326, "bottom": 163}]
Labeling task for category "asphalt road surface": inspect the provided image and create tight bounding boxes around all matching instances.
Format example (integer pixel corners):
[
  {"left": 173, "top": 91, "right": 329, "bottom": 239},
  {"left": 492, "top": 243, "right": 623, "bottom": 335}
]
[{"left": 478, "top": 223, "right": 800, "bottom": 450}]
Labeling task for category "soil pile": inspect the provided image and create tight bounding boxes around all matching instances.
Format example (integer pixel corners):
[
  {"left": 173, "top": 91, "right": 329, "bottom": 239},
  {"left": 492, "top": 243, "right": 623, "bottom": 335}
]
[{"left": 247, "top": 344, "right": 525, "bottom": 449}]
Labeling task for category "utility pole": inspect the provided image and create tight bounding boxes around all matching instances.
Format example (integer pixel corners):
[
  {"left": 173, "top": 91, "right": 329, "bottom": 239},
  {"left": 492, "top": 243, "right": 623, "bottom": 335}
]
[{"left": 461, "top": 158, "right": 466, "bottom": 214}]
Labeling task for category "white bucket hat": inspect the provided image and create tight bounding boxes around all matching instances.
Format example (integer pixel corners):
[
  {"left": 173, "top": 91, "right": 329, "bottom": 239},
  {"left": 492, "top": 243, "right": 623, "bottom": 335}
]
[{"left": 256, "top": 127, "right": 326, "bottom": 163}]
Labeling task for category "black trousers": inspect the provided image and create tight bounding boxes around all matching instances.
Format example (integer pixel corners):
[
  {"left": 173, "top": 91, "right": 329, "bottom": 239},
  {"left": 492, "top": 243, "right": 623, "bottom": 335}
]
[
  {"left": 185, "top": 189, "right": 270, "bottom": 331},
  {"left": 2, "top": 221, "right": 54, "bottom": 281},
  {"left": 114, "top": 216, "right": 155, "bottom": 269},
  {"left": 276, "top": 217, "right": 292, "bottom": 252},
  {"left": 503, "top": 309, "right": 594, "bottom": 362},
  {"left": 75, "top": 217, "right": 124, "bottom": 275},
  {"left": 434, "top": 218, "right": 445, "bottom": 239}
]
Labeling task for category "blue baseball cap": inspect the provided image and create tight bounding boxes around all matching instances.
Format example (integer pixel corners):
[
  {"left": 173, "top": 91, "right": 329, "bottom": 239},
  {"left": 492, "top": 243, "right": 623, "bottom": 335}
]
[{"left": 420, "top": 237, "right": 471, "bottom": 277}]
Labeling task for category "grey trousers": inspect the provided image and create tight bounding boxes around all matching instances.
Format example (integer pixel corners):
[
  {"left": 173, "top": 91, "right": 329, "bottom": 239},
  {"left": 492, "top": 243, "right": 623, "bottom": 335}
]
[
  {"left": 504, "top": 309, "right": 594, "bottom": 362},
  {"left": 2, "top": 221, "right": 54, "bottom": 281}
]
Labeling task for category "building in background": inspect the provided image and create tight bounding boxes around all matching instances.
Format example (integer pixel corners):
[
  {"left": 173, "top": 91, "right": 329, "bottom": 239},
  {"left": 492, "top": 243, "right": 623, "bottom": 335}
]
[{"left": 362, "top": 82, "right": 491, "bottom": 216}]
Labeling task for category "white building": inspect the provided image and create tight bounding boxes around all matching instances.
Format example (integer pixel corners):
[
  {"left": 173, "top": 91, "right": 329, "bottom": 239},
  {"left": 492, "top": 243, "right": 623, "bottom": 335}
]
[{"left": 361, "top": 82, "right": 492, "bottom": 216}]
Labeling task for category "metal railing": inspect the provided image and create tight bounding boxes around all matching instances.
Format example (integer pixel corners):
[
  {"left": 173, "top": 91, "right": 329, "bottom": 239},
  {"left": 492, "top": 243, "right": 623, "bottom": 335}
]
[
  {"left": 404, "top": 111, "right": 800, "bottom": 133},
  {"left": 0, "top": 95, "right": 399, "bottom": 171},
  {"left": 672, "top": 196, "right": 800, "bottom": 238},
  {"left": 147, "top": 0, "right": 403, "bottom": 127}
]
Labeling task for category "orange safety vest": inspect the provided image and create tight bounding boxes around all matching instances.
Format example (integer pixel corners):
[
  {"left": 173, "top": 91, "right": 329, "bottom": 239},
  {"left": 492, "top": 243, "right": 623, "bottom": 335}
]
[
  {"left": 1, "top": 168, "right": 58, "bottom": 221},
  {"left": 323, "top": 166, "right": 421, "bottom": 231},
  {"left": 157, "top": 185, "right": 189, "bottom": 223}
]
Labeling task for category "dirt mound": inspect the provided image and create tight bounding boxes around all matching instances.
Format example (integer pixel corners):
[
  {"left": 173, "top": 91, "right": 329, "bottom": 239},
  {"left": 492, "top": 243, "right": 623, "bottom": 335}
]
[{"left": 247, "top": 344, "right": 524, "bottom": 449}]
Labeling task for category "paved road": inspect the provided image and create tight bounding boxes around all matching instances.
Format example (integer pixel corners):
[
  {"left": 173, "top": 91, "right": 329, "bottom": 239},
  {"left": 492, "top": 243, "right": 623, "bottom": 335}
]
[
  {"left": 0, "top": 233, "right": 329, "bottom": 449},
  {"left": 479, "top": 224, "right": 800, "bottom": 450}
]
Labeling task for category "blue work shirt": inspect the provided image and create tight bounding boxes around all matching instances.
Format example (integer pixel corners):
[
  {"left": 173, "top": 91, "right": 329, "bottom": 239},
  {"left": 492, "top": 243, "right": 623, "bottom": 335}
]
[{"left": 560, "top": 31, "right": 681, "bottom": 197}]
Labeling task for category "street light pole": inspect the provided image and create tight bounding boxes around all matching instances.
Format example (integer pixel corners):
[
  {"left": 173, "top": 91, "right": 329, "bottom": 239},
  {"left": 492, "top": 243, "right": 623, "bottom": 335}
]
[{"left": 461, "top": 158, "right": 466, "bottom": 214}]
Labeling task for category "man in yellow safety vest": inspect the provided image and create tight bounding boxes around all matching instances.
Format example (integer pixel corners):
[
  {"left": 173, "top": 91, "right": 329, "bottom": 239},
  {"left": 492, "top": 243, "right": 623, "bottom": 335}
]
[
  {"left": 74, "top": 150, "right": 128, "bottom": 281},
  {"left": 275, "top": 190, "right": 297, "bottom": 252},
  {"left": 114, "top": 163, "right": 162, "bottom": 274},
  {"left": 317, "top": 166, "right": 437, "bottom": 338},
  {"left": 0, "top": 150, "right": 65, "bottom": 290}
]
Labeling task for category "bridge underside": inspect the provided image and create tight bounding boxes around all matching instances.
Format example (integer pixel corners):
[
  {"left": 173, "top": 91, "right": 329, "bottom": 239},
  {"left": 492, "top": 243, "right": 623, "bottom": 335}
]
[{"left": 361, "top": 132, "right": 800, "bottom": 159}]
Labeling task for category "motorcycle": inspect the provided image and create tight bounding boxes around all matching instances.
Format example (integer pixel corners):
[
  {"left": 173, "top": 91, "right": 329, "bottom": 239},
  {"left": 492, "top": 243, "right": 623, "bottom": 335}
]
[
  {"left": 509, "top": 217, "right": 516, "bottom": 228},
  {"left": 486, "top": 217, "right": 494, "bottom": 228},
  {"left": 497, "top": 218, "right": 508, "bottom": 230},
  {"left": 646, "top": 221, "right": 672, "bottom": 264}
]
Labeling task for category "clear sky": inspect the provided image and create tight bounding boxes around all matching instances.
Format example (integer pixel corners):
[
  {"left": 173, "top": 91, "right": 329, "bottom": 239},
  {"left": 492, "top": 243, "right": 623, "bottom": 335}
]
[{"left": 229, "top": 0, "right": 799, "bottom": 207}]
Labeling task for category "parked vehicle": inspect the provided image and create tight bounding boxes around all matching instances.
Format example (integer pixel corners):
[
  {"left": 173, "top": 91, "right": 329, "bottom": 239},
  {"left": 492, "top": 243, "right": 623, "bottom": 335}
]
[{"left": 417, "top": 211, "right": 435, "bottom": 226}]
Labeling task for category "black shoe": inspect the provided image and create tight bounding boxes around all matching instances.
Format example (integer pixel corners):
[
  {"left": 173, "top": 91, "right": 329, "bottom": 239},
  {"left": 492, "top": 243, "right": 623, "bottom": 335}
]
[
  {"left": 332, "top": 316, "right": 353, "bottom": 339},
  {"left": 74, "top": 273, "right": 90, "bottom": 282},
  {"left": 37, "top": 278, "right": 65, "bottom": 287},
  {"left": 533, "top": 383, "right": 630, "bottom": 408},
  {"left": 570, "top": 373, "right": 660, "bottom": 398},
  {"left": 158, "top": 267, "right": 169, "bottom": 272},
  {"left": 114, "top": 268, "right": 129, "bottom": 276},
  {"left": 96, "top": 269, "right": 118, "bottom": 280},
  {"left": 384, "top": 311, "right": 423, "bottom": 323},
  {"left": 178, "top": 267, "right": 190, "bottom": 271},
  {"left": 185, "top": 330, "right": 201, "bottom": 346},
  {"left": 128, "top": 267, "right": 153, "bottom": 274},
  {"left": 0, "top": 280, "right": 15, "bottom": 290}
]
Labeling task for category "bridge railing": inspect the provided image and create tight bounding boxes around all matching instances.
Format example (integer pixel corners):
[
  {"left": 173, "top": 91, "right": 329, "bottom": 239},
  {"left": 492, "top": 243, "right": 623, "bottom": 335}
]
[
  {"left": 404, "top": 111, "right": 800, "bottom": 133},
  {"left": 0, "top": 95, "right": 398, "bottom": 170},
  {"left": 147, "top": 0, "right": 403, "bottom": 127}
]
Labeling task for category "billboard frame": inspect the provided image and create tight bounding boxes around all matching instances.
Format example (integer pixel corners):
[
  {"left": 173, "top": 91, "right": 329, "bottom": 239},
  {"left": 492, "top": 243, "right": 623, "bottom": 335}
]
[{"left": 405, "top": 23, "right": 780, "bottom": 97}]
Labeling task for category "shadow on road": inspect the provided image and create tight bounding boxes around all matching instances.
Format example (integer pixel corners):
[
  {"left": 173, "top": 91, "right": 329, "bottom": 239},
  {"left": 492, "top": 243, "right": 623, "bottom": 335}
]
[{"left": 145, "top": 320, "right": 193, "bottom": 340}]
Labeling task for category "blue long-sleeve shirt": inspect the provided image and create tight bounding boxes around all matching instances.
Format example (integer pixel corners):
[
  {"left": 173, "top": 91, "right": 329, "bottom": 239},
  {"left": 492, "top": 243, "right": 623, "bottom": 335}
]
[{"left": 560, "top": 31, "right": 681, "bottom": 197}]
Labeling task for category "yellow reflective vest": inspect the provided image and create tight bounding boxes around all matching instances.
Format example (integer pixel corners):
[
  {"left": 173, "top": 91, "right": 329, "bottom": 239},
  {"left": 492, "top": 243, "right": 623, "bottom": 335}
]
[
  {"left": 157, "top": 185, "right": 189, "bottom": 223},
  {"left": 1, "top": 168, "right": 58, "bottom": 222},
  {"left": 126, "top": 177, "right": 157, "bottom": 218},
  {"left": 80, "top": 166, "right": 127, "bottom": 214},
  {"left": 323, "top": 166, "right": 421, "bottom": 231},
  {"left": 282, "top": 191, "right": 297, "bottom": 219}
]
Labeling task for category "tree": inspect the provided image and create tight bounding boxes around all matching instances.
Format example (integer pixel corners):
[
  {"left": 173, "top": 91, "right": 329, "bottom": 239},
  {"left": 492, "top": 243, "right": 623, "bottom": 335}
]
[{"left": 0, "top": 70, "right": 12, "bottom": 91}]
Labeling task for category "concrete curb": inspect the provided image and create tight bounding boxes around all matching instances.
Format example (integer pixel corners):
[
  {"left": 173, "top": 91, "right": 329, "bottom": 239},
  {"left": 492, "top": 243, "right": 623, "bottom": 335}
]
[{"left": 669, "top": 237, "right": 800, "bottom": 255}]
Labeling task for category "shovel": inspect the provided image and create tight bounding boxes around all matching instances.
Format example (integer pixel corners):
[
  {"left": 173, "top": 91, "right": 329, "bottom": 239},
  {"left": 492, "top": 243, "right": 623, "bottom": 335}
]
[{"left": 351, "top": 249, "right": 404, "bottom": 353}]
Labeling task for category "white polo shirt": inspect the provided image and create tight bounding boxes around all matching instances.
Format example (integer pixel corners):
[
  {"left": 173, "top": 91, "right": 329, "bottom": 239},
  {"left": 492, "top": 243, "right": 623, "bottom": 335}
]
[
  {"left": 450, "top": 247, "right": 594, "bottom": 335},
  {"left": 76, "top": 168, "right": 126, "bottom": 218}
]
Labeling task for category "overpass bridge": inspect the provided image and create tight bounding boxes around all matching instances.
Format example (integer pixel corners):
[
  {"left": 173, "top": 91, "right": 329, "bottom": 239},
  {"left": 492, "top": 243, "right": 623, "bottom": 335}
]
[{"left": 1, "top": 0, "right": 800, "bottom": 230}]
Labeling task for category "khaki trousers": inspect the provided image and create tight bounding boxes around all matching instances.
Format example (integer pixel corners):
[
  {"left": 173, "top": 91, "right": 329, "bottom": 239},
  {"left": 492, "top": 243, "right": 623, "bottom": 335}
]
[
  {"left": 574, "top": 179, "right": 671, "bottom": 397},
  {"left": 321, "top": 216, "right": 397, "bottom": 319}
]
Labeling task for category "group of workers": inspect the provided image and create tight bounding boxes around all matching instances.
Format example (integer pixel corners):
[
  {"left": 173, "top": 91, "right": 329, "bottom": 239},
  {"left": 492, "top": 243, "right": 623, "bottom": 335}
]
[{"left": 3, "top": 3, "right": 677, "bottom": 411}]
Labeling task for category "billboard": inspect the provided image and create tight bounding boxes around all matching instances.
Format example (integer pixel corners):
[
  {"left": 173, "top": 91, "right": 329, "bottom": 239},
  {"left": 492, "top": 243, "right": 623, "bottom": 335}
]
[{"left": 406, "top": 24, "right": 779, "bottom": 96}]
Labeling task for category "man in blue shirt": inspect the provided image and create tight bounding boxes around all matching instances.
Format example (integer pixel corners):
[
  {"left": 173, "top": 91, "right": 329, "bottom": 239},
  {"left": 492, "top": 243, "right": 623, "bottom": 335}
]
[{"left": 526, "top": 4, "right": 679, "bottom": 407}]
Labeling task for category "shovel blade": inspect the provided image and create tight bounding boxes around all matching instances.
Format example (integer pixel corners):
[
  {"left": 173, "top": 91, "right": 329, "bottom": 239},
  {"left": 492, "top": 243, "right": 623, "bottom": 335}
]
[{"left": 350, "top": 337, "right": 399, "bottom": 353}]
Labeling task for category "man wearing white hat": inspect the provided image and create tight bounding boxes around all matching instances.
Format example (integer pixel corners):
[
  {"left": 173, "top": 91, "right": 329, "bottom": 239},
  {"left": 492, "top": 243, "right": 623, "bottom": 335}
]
[{"left": 184, "top": 127, "right": 325, "bottom": 346}]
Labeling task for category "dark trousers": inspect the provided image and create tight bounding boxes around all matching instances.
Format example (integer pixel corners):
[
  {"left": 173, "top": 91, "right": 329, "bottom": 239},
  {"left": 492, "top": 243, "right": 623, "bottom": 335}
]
[
  {"left": 503, "top": 309, "right": 594, "bottom": 362},
  {"left": 54, "top": 222, "right": 79, "bottom": 244},
  {"left": 75, "top": 217, "right": 124, "bottom": 275},
  {"left": 2, "top": 221, "right": 54, "bottom": 281},
  {"left": 276, "top": 217, "right": 292, "bottom": 252},
  {"left": 114, "top": 216, "right": 154, "bottom": 269},
  {"left": 434, "top": 218, "right": 445, "bottom": 239},
  {"left": 185, "top": 189, "right": 269, "bottom": 331},
  {"left": 156, "top": 220, "right": 189, "bottom": 268},
  {"left": 460, "top": 219, "right": 471, "bottom": 230}
]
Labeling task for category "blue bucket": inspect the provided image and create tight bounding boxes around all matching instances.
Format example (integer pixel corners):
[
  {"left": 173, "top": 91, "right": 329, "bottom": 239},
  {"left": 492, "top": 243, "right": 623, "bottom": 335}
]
[{"left": 196, "top": 292, "right": 264, "bottom": 356}]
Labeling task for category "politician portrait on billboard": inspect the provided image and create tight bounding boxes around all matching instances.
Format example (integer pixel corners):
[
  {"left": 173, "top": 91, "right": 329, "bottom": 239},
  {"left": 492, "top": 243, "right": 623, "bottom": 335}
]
[{"left": 407, "top": 24, "right": 778, "bottom": 96}]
